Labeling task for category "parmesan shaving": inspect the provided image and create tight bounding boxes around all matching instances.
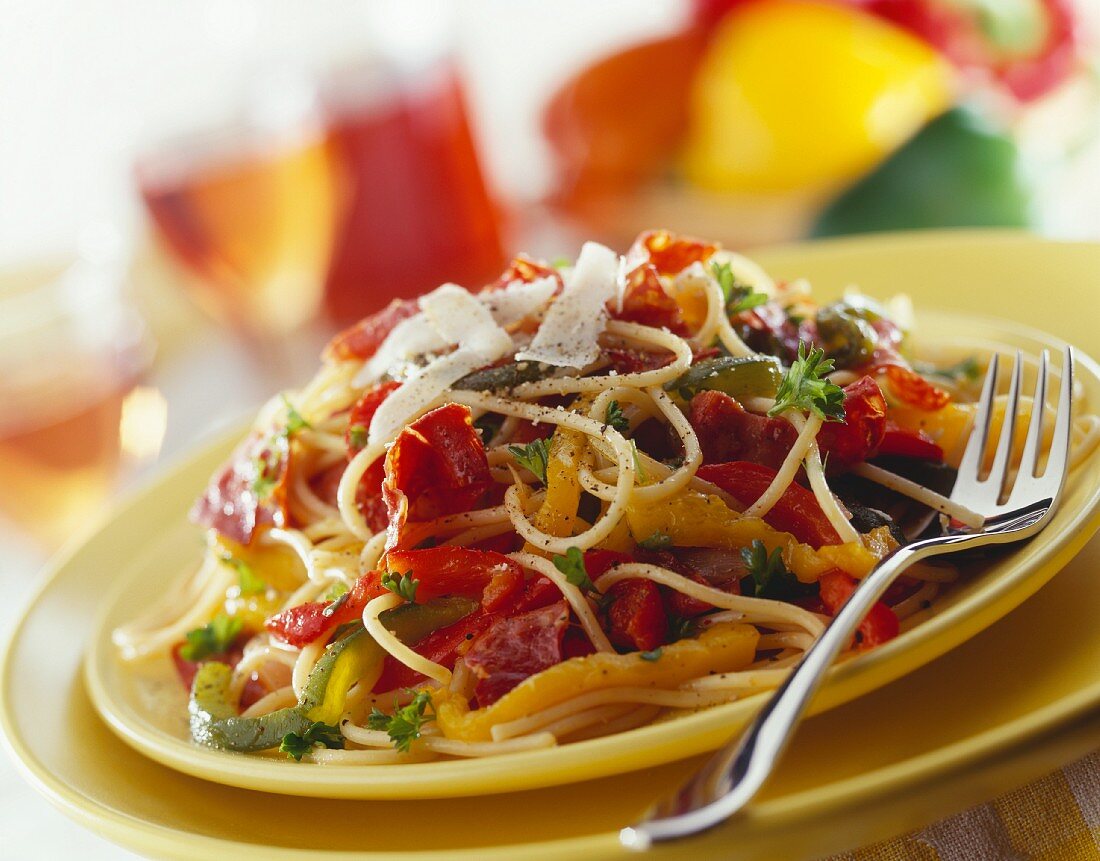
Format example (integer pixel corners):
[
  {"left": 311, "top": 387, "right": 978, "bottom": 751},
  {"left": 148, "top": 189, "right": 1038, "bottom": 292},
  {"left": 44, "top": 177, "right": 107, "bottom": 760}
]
[{"left": 515, "top": 241, "right": 619, "bottom": 369}]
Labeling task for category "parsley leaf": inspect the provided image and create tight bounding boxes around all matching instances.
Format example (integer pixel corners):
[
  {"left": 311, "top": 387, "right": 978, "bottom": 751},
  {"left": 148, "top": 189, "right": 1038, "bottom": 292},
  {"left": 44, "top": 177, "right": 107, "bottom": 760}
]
[
  {"left": 367, "top": 690, "right": 435, "bottom": 752},
  {"left": 281, "top": 395, "right": 311, "bottom": 435},
  {"left": 508, "top": 438, "right": 551, "bottom": 484},
  {"left": 640, "top": 648, "right": 663, "bottom": 662},
  {"left": 638, "top": 531, "right": 672, "bottom": 551},
  {"left": 740, "top": 540, "right": 816, "bottom": 601},
  {"left": 221, "top": 554, "right": 265, "bottom": 595},
  {"left": 711, "top": 261, "right": 767, "bottom": 314},
  {"left": 667, "top": 615, "right": 696, "bottom": 642},
  {"left": 381, "top": 571, "right": 419, "bottom": 603},
  {"left": 768, "top": 341, "right": 846, "bottom": 422},
  {"left": 631, "top": 441, "right": 648, "bottom": 484},
  {"left": 605, "top": 400, "right": 629, "bottom": 433},
  {"left": 553, "top": 546, "right": 594, "bottom": 593},
  {"left": 180, "top": 613, "right": 243, "bottom": 662},
  {"left": 279, "top": 721, "right": 345, "bottom": 761},
  {"left": 325, "top": 581, "right": 349, "bottom": 602},
  {"left": 347, "top": 424, "right": 368, "bottom": 450}
]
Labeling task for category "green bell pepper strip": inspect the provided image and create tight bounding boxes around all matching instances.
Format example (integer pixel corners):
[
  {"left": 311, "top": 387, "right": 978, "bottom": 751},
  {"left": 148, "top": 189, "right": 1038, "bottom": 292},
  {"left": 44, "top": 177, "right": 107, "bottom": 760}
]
[
  {"left": 665, "top": 355, "right": 783, "bottom": 401},
  {"left": 189, "top": 596, "right": 478, "bottom": 753}
]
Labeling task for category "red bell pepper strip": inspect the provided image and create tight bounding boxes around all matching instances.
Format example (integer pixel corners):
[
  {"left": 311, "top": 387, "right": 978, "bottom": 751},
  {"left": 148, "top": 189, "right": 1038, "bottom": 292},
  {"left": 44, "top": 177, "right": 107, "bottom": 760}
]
[
  {"left": 698, "top": 461, "right": 842, "bottom": 548},
  {"left": 383, "top": 547, "right": 525, "bottom": 612},
  {"left": 877, "top": 420, "right": 944, "bottom": 461},
  {"left": 481, "top": 255, "right": 563, "bottom": 294},
  {"left": 381, "top": 403, "right": 493, "bottom": 551},
  {"left": 818, "top": 569, "right": 899, "bottom": 648},
  {"left": 815, "top": 376, "right": 888, "bottom": 465},
  {"left": 626, "top": 229, "right": 717, "bottom": 275},
  {"left": 610, "top": 262, "right": 688, "bottom": 335},
  {"left": 325, "top": 298, "right": 420, "bottom": 362}
]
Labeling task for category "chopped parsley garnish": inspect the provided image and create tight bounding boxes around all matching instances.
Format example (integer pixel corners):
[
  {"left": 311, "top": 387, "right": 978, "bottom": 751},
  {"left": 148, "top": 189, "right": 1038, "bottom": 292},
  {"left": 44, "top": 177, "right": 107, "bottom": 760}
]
[
  {"left": 740, "top": 540, "right": 816, "bottom": 601},
  {"left": 279, "top": 721, "right": 344, "bottom": 761},
  {"left": 508, "top": 438, "right": 551, "bottom": 484},
  {"left": 668, "top": 615, "right": 696, "bottom": 642},
  {"left": 180, "top": 613, "right": 242, "bottom": 662},
  {"left": 640, "top": 648, "right": 663, "bottom": 662},
  {"left": 381, "top": 571, "right": 419, "bottom": 603},
  {"left": 473, "top": 413, "right": 503, "bottom": 445},
  {"left": 348, "top": 424, "right": 368, "bottom": 450},
  {"left": 638, "top": 531, "right": 672, "bottom": 551},
  {"left": 367, "top": 690, "right": 435, "bottom": 752},
  {"left": 281, "top": 394, "right": 311, "bottom": 435},
  {"left": 250, "top": 445, "right": 284, "bottom": 500},
  {"left": 221, "top": 554, "right": 265, "bottom": 595},
  {"left": 631, "top": 441, "right": 647, "bottom": 484},
  {"left": 553, "top": 546, "right": 595, "bottom": 593},
  {"left": 768, "top": 341, "right": 846, "bottom": 422},
  {"left": 325, "top": 581, "right": 349, "bottom": 602},
  {"left": 605, "top": 400, "right": 629, "bottom": 433},
  {"left": 916, "top": 356, "right": 981, "bottom": 384},
  {"left": 711, "top": 261, "right": 767, "bottom": 314}
]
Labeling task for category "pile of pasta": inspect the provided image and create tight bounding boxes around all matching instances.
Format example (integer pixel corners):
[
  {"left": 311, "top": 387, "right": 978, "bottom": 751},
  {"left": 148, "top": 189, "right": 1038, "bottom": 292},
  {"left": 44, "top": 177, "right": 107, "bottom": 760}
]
[{"left": 115, "top": 230, "right": 1100, "bottom": 764}]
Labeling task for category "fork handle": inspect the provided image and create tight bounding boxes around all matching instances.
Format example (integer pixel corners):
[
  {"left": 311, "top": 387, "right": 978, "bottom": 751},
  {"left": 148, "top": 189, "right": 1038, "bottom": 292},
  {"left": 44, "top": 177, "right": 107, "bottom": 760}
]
[{"left": 625, "top": 536, "right": 963, "bottom": 848}]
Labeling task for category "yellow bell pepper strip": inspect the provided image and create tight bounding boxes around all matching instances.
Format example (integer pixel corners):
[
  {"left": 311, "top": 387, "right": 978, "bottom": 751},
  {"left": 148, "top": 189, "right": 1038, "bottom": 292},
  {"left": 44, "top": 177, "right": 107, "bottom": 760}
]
[
  {"left": 532, "top": 430, "right": 584, "bottom": 539},
  {"left": 190, "top": 598, "right": 478, "bottom": 751},
  {"left": 681, "top": 0, "right": 952, "bottom": 193},
  {"left": 432, "top": 622, "right": 760, "bottom": 741},
  {"left": 625, "top": 489, "right": 888, "bottom": 582}
]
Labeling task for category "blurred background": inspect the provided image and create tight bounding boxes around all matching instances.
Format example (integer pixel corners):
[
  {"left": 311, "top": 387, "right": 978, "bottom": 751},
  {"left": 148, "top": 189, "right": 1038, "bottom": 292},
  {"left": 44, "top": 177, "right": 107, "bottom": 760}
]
[{"left": 2, "top": 0, "right": 1099, "bottom": 574}]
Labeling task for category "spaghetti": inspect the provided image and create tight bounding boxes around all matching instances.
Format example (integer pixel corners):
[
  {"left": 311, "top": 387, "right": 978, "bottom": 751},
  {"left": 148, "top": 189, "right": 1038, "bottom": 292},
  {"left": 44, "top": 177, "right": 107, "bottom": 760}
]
[{"left": 113, "top": 229, "right": 1099, "bottom": 764}]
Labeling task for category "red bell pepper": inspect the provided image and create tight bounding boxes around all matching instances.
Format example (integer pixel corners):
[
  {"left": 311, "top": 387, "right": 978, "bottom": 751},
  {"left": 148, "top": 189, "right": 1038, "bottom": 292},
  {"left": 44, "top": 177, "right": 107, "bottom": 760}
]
[
  {"left": 877, "top": 420, "right": 944, "bottom": 461},
  {"left": 325, "top": 298, "right": 420, "bottom": 362},
  {"left": 818, "top": 569, "right": 899, "bottom": 647},
  {"left": 698, "top": 461, "right": 842, "bottom": 548}
]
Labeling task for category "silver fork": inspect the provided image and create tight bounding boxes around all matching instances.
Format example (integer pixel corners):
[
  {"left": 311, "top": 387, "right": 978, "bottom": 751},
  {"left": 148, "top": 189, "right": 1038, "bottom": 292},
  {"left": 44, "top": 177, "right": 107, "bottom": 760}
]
[{"left": 622, "top": 347, "right": 1074, "bottom": 851}]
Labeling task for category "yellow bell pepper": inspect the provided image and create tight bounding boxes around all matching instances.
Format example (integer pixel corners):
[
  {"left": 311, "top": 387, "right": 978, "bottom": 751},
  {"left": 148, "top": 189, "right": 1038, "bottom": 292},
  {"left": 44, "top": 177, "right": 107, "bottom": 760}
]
[
  {"left": 305, "top": 636, "right": 384, "bottom": 725},
  {"left": 681, "top": 0, "right": 952, "bottom": 193},
  {"left": 625, "top": 490, "right": 884, "bottom": 581},
  {"left": 433, "top": 622, "right": 760, "bottom": 741},
  {"left": 888, "top": 395, "right": 1053, "bottom": 469},
  {"left": 532, "top": 430, "right": 584, "bottom": 539}
]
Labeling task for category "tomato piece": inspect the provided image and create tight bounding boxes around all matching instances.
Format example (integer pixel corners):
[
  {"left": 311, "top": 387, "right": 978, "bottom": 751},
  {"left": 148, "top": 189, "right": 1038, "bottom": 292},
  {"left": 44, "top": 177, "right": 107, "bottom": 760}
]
[
  {"left": 878, "top": 420, "right": 944, "bottom": 461},
  {"left": 818, "top": 569, "right": 899, "bottom": 648},
  {"left": 881, "top": 364, "right": 951, "bottom": 411},
  {"left": 627, "top": 229, "right": 717, "bottom": 276},
  {"left": 698, "top": 461, "right": 842, "bottom": 548},
  {"left": 346, "top": 381, "right": 402, "bottom": 456},
  {"left": 606, "top": 580, "right": 668, "bottom": 652},
  {"left": 381, "top": 403, "right": 492, "bottom": 550},
  {"left": 465, "top": 601, "right": 571, "bottom": 706},
  {"left": 384, "top": 547, "right": 525, "bottom": 611},
  {"left": 611, "top": 263, "right": 688, "bottom": 335},
  {"left": 190, "top": 432, "right": 289, "bottom": 546},
  {"left": 324, "top": 298, "right": 420, "bottom": 362},
  {"left": 816, "top": 376, "right": 888, "bottom": 465},
  {"left": 482, "top": 255, "right": 563, "bottom": 294},
  {"left": 689, "top": 390, "right": 798, "bottom": 470}
]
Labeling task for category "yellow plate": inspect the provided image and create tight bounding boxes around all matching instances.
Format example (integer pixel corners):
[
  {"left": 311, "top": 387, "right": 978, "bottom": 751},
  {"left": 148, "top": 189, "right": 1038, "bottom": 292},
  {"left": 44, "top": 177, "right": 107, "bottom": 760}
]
[
  {"left": 79, "top": 233, "right": 1100, "bottom": 800},
  {"left": 5, "top": 231, "right": 1100, "bottom": 858}
]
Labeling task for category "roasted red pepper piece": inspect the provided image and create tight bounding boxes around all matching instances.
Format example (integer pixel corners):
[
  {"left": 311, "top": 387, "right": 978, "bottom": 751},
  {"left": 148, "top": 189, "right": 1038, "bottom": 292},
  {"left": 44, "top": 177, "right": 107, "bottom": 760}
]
[
  {"left": 881, "top": 364, "right": 952, "bottom": 412},
  {"left": 606, "top": 580, "right": 667, "bottom": 652},
  {"left": 373, "top": 610, "right": 492, "bottom": 695},
  {"left": 816, "top": 376, "right": 888, "bottom": 466},
  {"left": 610, "top": 263, "right": 688, "bottom": 335},
  {"left": 465, "top": 601, "right": 571, "bottom": 706},
  {"left": 384, "top": 547, "right": 525, "bottom": 611},
  {"left": 627, "top": 229, "right": 717, "bottom": 276},
  {"left": 690, "top": 390, "right": 798, "bottom": 470},
  {"left": 265, "top": 571, "right": 390, "bottom": 647},
  {"left": 381, "top": 403, "right": 492, "bottom": 550},
  {"left": 482, "top": 255, "right": 563, "bottom": 294},
  {"left": 190, "top": 432, "right": 289, "bottom": 546},
  {"left": 818, "top": 569, "right": 899, "bottom": 648},
  {"left": 346, "top": 381, "right": 402, "bottom": 455},
  {"left": 878, "top": 420, "right": 944, "bottom": 461},
  {"left": 698, "top": 461, "right": 842, "bottom": 548},
  {"left": 325, "top": 298, "right": 420, "bottom": 362}
]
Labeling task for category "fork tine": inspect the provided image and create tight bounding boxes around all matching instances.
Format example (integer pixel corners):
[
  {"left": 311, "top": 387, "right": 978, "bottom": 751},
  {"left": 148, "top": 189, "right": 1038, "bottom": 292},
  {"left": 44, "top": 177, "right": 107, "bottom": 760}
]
[
  {"left": 956, "top": 352, "right": 1000, "bottom": 485},
  {"left": 988, "top": 350, "right": 1024, "bottom": 500},
  {"left": 1047, "top": 346, "right": 1075, "bottom": 484},
  {"left": 1017, "top": 350, "right": 1049, "bottom": 478}
]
